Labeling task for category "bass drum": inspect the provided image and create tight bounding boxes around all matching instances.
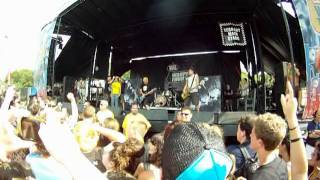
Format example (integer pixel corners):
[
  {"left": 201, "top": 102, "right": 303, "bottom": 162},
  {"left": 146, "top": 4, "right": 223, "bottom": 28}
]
[
  {"left": 163, "top": 89, "right": 173, "bottom": 98},
  {"left": 155, "top": 95, "right": 167, "bottom": 107}
]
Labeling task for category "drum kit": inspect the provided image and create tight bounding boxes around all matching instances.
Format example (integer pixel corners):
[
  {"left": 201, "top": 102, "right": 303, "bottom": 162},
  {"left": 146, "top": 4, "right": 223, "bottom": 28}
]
[{"left": 154, "top": 88, "right": 181, "bottom": 107}]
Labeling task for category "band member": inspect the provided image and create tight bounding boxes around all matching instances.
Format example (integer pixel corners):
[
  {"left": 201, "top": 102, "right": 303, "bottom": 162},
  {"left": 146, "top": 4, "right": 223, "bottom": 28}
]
[
  {"left": 238, "top": 78, "right": 249, "bottom": 97},
  {"left": 109, "top": 76, "right": 123, "bottom": 108},
  {"left": 104, "top": 75, "right": 112, "bottom": 101},
  {"left": 224, "top": 84, "right": 233, "bottom": 111},
  {"left": 139, "top": 77, "right": 156, "bottom": 109},
  {"left": 78, "top": 78, "right": 86, "bottom": 103},
  {"left": 182, "top": 66, "right": 200, "bottom": 112}
]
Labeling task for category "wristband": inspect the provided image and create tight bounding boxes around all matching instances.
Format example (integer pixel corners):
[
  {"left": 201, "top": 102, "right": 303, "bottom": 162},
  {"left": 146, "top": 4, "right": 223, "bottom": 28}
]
[
  {"left": 289, "top": 126, "right": 297, "bottom": 131},
  {"left": 290, "top": 138, "right": 302, "bottom": 143}
]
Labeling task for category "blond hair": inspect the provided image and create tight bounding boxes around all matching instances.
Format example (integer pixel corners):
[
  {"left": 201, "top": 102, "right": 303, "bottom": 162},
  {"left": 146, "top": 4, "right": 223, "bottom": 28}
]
[
  {"left": 83, "top": 105, "right": 96, "bottom": 120},
  {"left": 104, "top": 118, "right": 120, "bottom": 131},
  {"left": 254, "top": 113, "right": 287, "bottom": 151}
]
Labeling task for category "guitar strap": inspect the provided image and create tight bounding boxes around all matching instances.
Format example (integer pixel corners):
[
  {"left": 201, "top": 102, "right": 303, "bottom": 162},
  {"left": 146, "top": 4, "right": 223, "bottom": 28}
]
[{"left": 188, "top": 74, "right": 196, "bottom": 91}]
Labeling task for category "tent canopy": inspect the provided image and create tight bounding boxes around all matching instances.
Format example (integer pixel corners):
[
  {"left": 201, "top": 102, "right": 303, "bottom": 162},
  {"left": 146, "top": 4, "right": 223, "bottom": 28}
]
[{"left": 54, "top": 0, "right": 304, "bottom": 80}]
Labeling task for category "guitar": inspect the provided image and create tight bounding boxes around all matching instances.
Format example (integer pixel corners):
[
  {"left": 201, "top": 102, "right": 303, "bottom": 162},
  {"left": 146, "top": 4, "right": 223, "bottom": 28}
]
[
  {"left": 139, "top": 88, "right": 157, "bottom": 103},
  {"left": 181, "top": 75, "right": 197, "bottom": 100},
  {"left": 181, "top": 86, "right": 190, "bottom": 100}
]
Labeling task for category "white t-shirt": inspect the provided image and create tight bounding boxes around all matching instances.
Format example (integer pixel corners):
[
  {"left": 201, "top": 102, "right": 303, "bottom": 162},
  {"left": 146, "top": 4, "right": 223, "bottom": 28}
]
[
  {"left": 96, "top": 110, "right": 114, "bottom": 124},
  {"left": 187, "top": 74, "right": 199, "bottom": 93}
]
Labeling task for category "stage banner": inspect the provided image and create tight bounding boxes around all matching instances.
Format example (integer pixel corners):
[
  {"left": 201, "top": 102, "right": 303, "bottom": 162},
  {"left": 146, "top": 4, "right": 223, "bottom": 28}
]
[
  {"left": 219, "top": 23, "right": 247, "bottom": 46},
  {"left": 292, "top": 0, "right": 320, "bottom": 118},
  {"left": 199, "top": 76, "right": 222, "bottom": 113},
  {"left": 33, "top": 20, "right": 57, "bottom": 97}
]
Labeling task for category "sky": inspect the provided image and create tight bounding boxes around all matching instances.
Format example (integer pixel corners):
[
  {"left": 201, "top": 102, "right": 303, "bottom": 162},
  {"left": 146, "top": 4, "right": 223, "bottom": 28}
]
[{"left": 0, "top": 0, "right": 75, "bottom": 80}]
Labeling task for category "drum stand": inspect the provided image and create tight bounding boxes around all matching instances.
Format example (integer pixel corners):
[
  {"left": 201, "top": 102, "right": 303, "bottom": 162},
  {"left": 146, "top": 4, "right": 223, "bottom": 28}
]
[{"left": 172, "top": 92, "right": 181, "bottom": 107}]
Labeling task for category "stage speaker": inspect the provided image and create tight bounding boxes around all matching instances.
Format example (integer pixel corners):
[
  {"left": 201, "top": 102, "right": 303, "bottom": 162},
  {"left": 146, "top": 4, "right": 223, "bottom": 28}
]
[
  {"left": 138, "top": 109, "right": 169, "bottom": 133},
  {"left": 63, "top": 76, "right": 76, "bottom": 101},
  {"left": 139, "top": 109, "right": 169, "bottom": 121},
  {"left": 217, "top": 111, "right": 256, "bottom": 136},
  {"left": 172, "top": 111, "right": 216, "bottom": 124},
  {"left": 218, "top": 111, "right": 256, "bottom": 125},
  {"left": 192, "top": 112, "right": 215, "bottom": 123}
]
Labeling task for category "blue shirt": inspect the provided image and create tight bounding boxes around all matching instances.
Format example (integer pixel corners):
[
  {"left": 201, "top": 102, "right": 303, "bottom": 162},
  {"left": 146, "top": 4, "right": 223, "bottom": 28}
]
[
  {"left": 307, "top": 120, "right": 320, "bottom": 133},
  {"left": 227, "top": 141, "right": 256, "bottom": 171},
  {"left": 26, "top": 153, "right": 73, "bottom": 180}
]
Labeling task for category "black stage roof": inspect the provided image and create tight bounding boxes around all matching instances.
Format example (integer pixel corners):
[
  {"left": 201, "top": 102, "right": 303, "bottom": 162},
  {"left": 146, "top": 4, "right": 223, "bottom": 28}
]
[{"left": 54, "top": 0, "right": 304, "bottom": 80}]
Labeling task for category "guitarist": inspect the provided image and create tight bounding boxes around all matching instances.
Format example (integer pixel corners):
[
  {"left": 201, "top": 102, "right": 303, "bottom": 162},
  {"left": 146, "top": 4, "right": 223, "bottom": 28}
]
[
  {"left": 139, "top": 77, "right": 156, "bottom": 109},
  {"left": 182, "top": 66, "right": 200, "bottom": 112}
]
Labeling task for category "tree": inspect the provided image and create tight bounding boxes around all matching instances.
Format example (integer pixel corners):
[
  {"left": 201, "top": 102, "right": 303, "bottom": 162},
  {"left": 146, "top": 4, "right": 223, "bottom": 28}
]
[{"left": 10, "top": 69, "right": 33, "bottom": 89}]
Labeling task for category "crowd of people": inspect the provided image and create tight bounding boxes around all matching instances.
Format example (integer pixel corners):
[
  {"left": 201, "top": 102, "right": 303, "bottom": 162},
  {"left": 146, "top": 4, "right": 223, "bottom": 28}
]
[{"left": 0, "top": 81, "right": 312, "bottom": 180}]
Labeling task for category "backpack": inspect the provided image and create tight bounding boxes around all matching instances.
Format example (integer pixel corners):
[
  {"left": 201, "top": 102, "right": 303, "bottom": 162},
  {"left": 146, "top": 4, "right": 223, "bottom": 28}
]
[{"left": 237, "top": 145, "right": 259, "bottom": 179}]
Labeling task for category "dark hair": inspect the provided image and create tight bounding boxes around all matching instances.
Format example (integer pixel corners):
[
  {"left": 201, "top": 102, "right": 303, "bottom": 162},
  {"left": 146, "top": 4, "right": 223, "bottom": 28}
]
[
  {"left": 148, "top": 133, "right": 164, "bottom": 167},
  {"left": 314, "top": 110, "right": 319, "bottom": 118},
  {"left": 164, "top": 120, "right": 183, "bottom": 139},
  {"left": 188, "top": 66, "right": 195, "bottom": 72},
  {"left": 20, "top": 117, "right": 49, "bottom": 157},
  {"left": 316, "top": 142, "right": 320, "bottom": 161},
  {"left": 238, "top": 116, "right": 254, "bottom": 141},
  {"left": 28, "top": 102, "right": 40, "bottom": 116},
  {"left": 131, "top": 102, "right": 139, "bottom": 107}
]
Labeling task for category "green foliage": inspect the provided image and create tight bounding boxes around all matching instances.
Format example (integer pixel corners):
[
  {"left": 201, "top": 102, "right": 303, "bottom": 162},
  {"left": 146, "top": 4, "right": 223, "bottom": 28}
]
[{"left": 10, "top": 69, "right": 33, "bottom": 89}]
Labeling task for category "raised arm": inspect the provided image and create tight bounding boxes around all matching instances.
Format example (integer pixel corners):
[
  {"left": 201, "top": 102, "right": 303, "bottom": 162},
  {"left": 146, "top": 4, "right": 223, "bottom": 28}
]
[
  {"left": 0, "top": 86, "right": 34, "bottom": 162},
  {"left": 93, "top": 124, "right": 126, "bottom": 143},
  {"left": 39, "top": 111, "right": 106, "bottom": 180},
  {"left": 67, "top": 93, "right": 78, "bottom": 128},
  {"left": 108, "top": 76, "right": 115, "bottom": 84},
  {"left": 281, "top": 81, "right": 308, "bottom": 180},
  {"left": 0, "top": 86, "right": 15, "bottom": 111}
]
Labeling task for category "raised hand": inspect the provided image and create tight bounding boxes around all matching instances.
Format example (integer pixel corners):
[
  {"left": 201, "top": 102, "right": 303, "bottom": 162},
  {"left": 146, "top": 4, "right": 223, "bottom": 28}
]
[
  {"left": 67, "top": 92, "right": 75, "bottom": 102},
  {"left": 280, "top": 81, "right": 298, "bottom": 126},
  {"left": 39, "top": 110, "right": 81, "bottom": 163}
]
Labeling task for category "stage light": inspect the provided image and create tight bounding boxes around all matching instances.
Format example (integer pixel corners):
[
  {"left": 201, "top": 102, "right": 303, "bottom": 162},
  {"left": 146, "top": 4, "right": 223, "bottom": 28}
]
[
  {"left": 221, "top": 50, "right": 241, "bottom": 54},
  {"left": 130, "top": 51, "right": 219, "bottom": 63}
]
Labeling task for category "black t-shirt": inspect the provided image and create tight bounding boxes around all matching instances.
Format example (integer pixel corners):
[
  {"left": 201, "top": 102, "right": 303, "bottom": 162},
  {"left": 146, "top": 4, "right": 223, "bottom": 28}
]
[
  {"left": 140, "top": 84, "right": 150, "bottom": 94},
  {"left": 250, "top": 156, "right": 288, "bottom": 180},
  {"left": 104, "top": 82, "right": 109, "bottom": 93}
]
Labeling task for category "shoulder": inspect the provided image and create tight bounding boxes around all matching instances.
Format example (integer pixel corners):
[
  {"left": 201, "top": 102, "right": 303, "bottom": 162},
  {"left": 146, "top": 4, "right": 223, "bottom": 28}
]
[
  {"left": 138, "top": 113, "right": 147, "bottom": 119},
  {"left": 252, "top": 168, "right": 273, "bottom": 179},
  {"left": 107, "top": 109, "right": 114, "bottom": 115},
  {"left": 254, "top": 157, "right": 287, "bottom": 179},
  {"left": 227, "top": 145, "right": 241, "bottom": 155}
]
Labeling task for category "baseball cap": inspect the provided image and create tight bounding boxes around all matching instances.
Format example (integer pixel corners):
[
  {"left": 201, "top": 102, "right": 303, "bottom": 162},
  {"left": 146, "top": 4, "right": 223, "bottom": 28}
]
[{"left": 162, "top": 122, "right": 232, "bottom": 180}]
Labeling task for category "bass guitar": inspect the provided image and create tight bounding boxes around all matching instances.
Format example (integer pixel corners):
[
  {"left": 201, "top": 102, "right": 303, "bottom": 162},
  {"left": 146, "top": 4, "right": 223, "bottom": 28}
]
[{"left": 139, "top": 88, "right": 157, "bottom": 103}]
